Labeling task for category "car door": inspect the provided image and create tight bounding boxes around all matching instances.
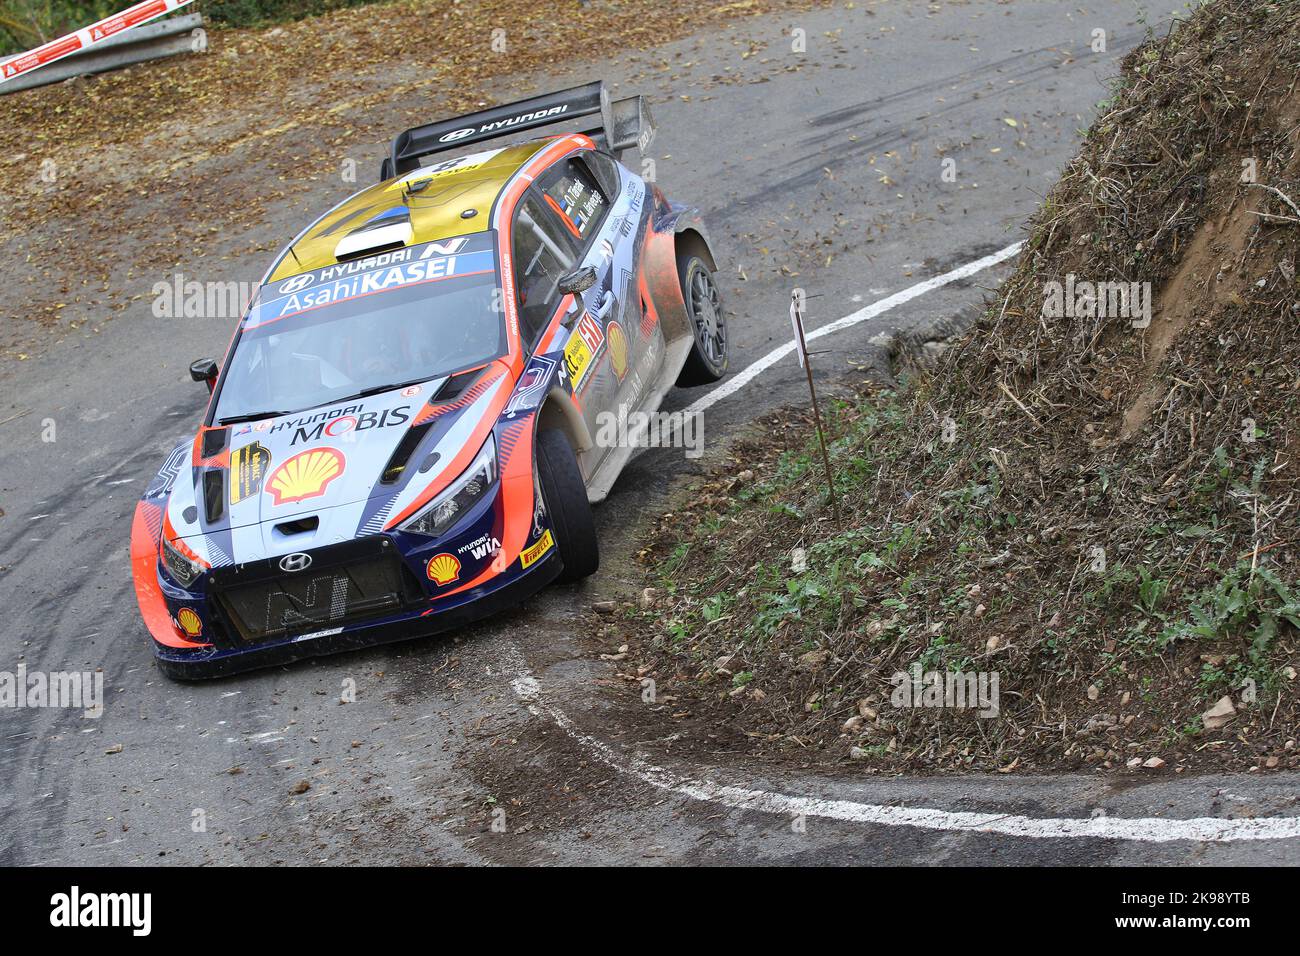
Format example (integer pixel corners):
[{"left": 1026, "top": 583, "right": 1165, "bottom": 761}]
[
  {"left": 564, "top": 151, "right": 661, "bottom": 424},
  {"left": 511, "top": 189, "right": 580, "bottom": 357},
  {"left": 532, "top": 154, "right": 655, "bottom": 455},
  {"left": 511, "top": 178, "right": 618, "bottom": 478}
]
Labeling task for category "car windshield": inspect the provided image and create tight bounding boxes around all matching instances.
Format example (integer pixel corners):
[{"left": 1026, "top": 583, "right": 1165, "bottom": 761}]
[{"left": 213, "top": 234, "right": 502, "bottom": 423}]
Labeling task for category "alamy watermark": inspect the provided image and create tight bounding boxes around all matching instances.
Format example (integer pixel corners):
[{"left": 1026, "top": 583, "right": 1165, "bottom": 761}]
[
  {"left": 152, "top": 273, "right": 257, "bottom": 319},
  {"left": 890, "top": 663, "right": 999, "bottom": 718},
  {"left": 593, "top": 405, "right": 704, "bottom": 459},
  {"left": 1042, "top": 274, "right": 1152, "bottom": 329},
  {"left": 0, "top": 665, "right": 103, "bottom": 718},
  {"left": 50, "top": 886, "right": 150, "bottom": 936}
]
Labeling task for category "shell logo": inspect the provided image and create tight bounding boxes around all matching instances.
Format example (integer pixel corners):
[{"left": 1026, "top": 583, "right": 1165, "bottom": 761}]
[
  {"left": 177, "top": 607, "right": 203, "bottom": 638},
  {"left": 266, "top": 448, "right": 345, "bottom": 506},
  {"left": 426, "top": 553, "right": 461, "bottom": 586},
  {"left": 607, "top": 321, "right": 629, "bottom": 381}
]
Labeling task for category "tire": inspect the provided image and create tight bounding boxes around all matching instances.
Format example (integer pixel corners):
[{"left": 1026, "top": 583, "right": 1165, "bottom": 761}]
[
  {"left": 536, "top": 428, "right": 599, "bottom": 583},
  {"left": 675, "top": 254, "right": 728, "bottom": 386}
]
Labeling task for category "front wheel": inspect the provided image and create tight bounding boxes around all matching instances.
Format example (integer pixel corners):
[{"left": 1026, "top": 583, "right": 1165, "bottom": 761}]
[
  {"left": 675, "top": 256, "right": 728, "bottom": 386},
  {"left": 536, "top": 428, "right": 599, "bottom": 583}
]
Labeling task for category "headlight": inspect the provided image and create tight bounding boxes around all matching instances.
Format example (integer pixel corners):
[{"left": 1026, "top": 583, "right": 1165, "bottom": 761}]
[
  {"left": 400, "top": 434, "right": 497, "bottom": 538},
  {"left": 162, "top": 536, "right": 204, "bottom": 588}
]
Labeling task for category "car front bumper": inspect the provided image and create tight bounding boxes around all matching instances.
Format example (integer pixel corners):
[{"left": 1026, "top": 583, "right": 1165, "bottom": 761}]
[{"left": 152, "top": 541, "right": 560, "bottom": 679}]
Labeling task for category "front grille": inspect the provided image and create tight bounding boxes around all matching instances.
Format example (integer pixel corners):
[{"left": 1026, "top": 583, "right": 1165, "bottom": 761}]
[{"left": 209, "top": 538, "right": 417, "bottom": 643}]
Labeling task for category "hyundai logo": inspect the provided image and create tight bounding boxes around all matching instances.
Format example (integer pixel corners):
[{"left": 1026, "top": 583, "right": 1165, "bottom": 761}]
[
  {"left": 438, "top": 127, "right": 476, "bottom": 142},
  {"left": 278, "top": 273, "right": 315, "bottom": 294},
  {"left": 279, "top": 552, "right": 313, "bottom": 572}
]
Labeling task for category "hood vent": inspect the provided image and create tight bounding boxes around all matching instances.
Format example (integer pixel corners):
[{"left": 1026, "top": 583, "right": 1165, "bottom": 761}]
[
  {"left": 202, "top": 470, "right": 225, "bottom": 524},
  {"left": 432, "top": 367, "right": 484, "bottom": 403},
  {"left": 201, "top": 427, "right": 229, "bottom": 459},
  {"left": 334, "top": 207, "right": 413, "bottom": 261},
  {"left": 275, "top": 515, "right": 319, "bottom": 535},
  {"left": 380, "top": 422, "right": 435, "bottom": 485}
]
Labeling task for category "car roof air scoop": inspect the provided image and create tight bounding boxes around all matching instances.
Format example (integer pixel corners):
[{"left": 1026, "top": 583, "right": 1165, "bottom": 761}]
[{"left": 334, "top": 207, "right": 413, "bottom": 261}]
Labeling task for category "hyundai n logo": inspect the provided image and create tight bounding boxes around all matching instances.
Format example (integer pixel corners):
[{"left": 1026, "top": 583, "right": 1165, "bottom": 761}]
[
  {"left": 279, "top": 552, "right": 313, "bottom": 572},
  {"left": 278, "top": 273, "right": 315, "bottom": 294}
]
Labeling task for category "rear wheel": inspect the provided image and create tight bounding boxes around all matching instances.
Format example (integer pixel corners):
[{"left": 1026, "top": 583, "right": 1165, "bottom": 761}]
[
  {"left": 675, "top": 255, "right": 728, "bottom": 386},
  {"left": 536, "top": 428, "right": 599, "bottom": 583}
]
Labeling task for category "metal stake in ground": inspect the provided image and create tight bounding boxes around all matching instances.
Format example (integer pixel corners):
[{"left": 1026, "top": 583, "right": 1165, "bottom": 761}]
[{"left": 790, "top": 290, "right": 841, "bottom": 529}]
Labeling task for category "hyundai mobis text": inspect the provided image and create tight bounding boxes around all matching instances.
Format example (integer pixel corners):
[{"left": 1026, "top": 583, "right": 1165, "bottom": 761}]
[{"left": 130, "top": 83, "right": 730, "bottom": 678}]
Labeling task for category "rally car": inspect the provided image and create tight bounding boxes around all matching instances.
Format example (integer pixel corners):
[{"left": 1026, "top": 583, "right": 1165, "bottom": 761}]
[{"left": 130, "top": 83, "right": 729, "bottom": 678}]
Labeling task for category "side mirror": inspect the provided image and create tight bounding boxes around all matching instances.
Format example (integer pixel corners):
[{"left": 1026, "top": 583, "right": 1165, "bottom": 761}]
[
  {"left": 558, "top": 266, "right": 598, "bottom": 296},
  {"left": 190, "top": 358, "right": 218, "bottom": 394}
]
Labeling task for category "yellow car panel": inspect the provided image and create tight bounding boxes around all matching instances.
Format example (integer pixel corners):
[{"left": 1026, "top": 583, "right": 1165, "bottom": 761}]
[{"left": 267, "top": 141, "right": 552, "bottom": 282}]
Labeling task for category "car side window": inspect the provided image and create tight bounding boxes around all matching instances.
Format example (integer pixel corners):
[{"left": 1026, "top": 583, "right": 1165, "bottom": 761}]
[
  {"left": 513, "top": 193, "right": 579, "bottom": 349},
  {"left": 535, "top": 157, "right": 610, "bottom": 250},
  {"left": 581, "top": 151, "right": 623, "bottom": 202}
]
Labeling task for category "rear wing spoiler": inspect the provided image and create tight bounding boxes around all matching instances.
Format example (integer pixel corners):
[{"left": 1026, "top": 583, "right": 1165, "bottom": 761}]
[{"left": 382, "top": 81, "right": 654, "bottom": 179}]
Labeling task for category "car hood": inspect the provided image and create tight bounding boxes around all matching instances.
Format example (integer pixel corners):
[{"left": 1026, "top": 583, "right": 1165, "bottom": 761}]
[{"left": 165, "top": 363, "right": 512, "bottom": 563}]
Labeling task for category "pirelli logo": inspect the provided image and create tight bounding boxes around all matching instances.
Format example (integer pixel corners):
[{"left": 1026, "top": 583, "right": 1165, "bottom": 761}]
[{"left": 519, "top": 529, "right": 555, "bottom": 569}]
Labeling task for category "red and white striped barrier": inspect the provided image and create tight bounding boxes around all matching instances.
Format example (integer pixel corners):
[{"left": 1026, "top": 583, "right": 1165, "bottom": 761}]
[{"left": 0, "top": 0, "right": 195, "bottom": 85}]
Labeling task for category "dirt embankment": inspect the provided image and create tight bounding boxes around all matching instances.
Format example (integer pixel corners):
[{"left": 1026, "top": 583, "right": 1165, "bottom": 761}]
[{"left": 620, "top": 0, "right": 1300, "bottom": 775}]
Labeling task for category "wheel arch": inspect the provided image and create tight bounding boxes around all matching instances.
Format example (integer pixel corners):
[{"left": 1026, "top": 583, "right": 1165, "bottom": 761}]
[
  {"left": 674, "top": 226, "right": 718, "bottom": 273},
  {"left": 537, "top": 387, "right": 594, "bottom": 455}
]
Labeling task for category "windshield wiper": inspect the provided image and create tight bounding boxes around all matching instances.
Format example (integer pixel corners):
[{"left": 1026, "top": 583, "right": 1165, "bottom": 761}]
[
  {"left": 332, "top": 378, "right": 431, "bottom": 404},
  {"left": 218, "top": 410, "right": 290, "bottom": 425}
]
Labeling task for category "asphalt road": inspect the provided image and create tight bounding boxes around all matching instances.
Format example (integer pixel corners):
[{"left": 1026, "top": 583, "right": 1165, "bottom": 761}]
[{"left": 2, "top": 0, "right": 1298, "bottom": 866}]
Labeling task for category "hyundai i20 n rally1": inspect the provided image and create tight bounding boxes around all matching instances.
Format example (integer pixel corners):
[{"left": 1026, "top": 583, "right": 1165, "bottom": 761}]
[{"left": 130, "top": 83, "right": 729, "bottom": 678}]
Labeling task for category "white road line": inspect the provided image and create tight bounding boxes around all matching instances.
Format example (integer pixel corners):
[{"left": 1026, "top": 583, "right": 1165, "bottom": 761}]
[
  {"left": 684, "top": 241, "right": 1024, "bottom": 418},
  {"left": 510, "top": 241, "right": 1300, "bottom": 844},
  {"left": 509, "top": 671, "right": 1300, "bottom": 844}
]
